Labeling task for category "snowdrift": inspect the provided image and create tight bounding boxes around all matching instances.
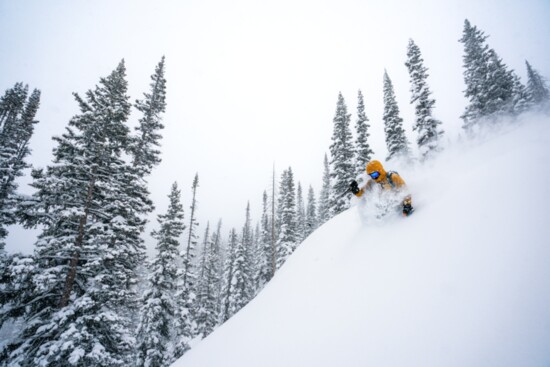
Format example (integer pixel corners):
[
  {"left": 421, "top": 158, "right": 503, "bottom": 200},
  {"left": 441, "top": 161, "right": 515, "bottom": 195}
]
[{"left": 173, "top": 116, "right": 550, "bottom": 367}]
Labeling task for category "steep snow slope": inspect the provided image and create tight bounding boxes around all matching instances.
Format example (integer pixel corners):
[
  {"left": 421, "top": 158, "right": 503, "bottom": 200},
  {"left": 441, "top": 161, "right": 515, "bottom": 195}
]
[{"left": 173, "top": 116, "right": 550, "bottom": 367}]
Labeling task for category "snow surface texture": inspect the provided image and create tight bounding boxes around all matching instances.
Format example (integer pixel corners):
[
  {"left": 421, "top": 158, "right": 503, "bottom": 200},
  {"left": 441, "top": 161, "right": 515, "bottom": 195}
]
[{"left": 173, "top": 115, "right": 550, "bottom": 367}]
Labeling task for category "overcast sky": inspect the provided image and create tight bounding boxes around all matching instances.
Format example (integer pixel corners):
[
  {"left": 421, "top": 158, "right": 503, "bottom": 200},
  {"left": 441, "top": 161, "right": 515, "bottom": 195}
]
[{"left": 2, "top": 0, "right": 549, "bottom": 255}]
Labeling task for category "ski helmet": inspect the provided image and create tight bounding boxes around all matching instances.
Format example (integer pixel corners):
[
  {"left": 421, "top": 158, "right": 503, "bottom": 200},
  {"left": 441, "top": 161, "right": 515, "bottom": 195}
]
[{"left": 366, "top": 160, "right": 385, "bottom": 181}]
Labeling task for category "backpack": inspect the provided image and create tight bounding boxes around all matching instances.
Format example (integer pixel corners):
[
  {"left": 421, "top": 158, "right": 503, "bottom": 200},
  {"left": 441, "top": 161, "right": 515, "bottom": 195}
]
[{"left": 386, "top": 171, "right": 397, "bottom": 188}]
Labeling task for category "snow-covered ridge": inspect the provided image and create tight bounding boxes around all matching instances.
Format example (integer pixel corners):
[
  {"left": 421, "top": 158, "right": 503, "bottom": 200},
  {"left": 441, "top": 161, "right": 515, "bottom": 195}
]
[{"left": 173, "top": 115, "right": 550, "bottom": 367}]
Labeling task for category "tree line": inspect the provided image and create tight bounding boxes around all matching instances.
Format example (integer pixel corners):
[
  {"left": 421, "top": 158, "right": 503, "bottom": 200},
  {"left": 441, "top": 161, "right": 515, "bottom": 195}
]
[{"left": 0, "top": 19, "right": 549, "bottom": 367}]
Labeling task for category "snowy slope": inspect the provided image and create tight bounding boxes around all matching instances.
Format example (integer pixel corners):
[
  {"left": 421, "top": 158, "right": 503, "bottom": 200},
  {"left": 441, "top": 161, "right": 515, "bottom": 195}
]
[{"left": 173, "top": 116, "right": 550, "bottom": 367}]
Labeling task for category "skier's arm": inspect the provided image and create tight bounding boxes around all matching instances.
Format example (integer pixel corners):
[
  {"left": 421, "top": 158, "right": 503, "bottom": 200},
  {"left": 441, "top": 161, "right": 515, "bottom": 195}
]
[
  {"left": 351, "top": 180, "right": 374, "bottom": 198},
  {"left": 392, "top": 173, "right": 413, "bottom": 216}
]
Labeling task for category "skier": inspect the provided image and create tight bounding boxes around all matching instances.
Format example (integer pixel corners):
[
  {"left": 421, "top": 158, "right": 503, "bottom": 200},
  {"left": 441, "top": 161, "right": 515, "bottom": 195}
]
[{"left": 349, "top": 160, "right": 414, "bottom": 216}]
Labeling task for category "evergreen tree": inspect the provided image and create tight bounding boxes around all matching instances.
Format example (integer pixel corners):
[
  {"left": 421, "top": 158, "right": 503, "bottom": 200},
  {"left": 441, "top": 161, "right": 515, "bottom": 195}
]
[
  {"left": 305, "top": 185, "right": 318, "bottom": 237},
  {"left": 196, "top": 221, "right": 216, "bottom": 338},
  {"left": 484, "top": 49, "right": 516, "bottom": 115},
  {"left": 354, "top": 90, "right": 374, "bottom": 175},
  {"left": 182, "top": 173, "right": 200, "bottom": 290},
  {"left": 228, "top": 204, "right": 253, "bottom": 316},
  {"left": 251, "top": 222, "right": 263, "bottom": 295},
  {"left": 132, "top": 57, "right": 167, "bottom": 175},
  {"left": 525, "top": 61, "right": 550, "bottom": 109},
  {"left": 276, "top": 168, "right": 297, "bottom": 269},
  {"left": 0, "top": 253, "right": 36, "bottom": 337},
  {"left": 329, "top": 92, "right": 355, "bottom": 215},
  {"left": 174, "top": 173, "right": 200, "bottom": 358},
  {"left": 204, "top": 220, "right": 223, "bottom": 334},
  {"left": 255, "top": 191, "right": 273, "bottom": 289},
  {"left": 270, "top": 167, "right": 277, "bottom": 276},
  {"left": 241, "top": 203, "right": 255, "bottom": 293},
  {"left": 0, "top": 252, "right": 37, "bottom": 364},
  {"left": 383, "top": 70, "right": 410, "bottom": 161},
  {"left": 510, "top": 73, "right": 531, "bottom": 115},
  {"left": 220, "top": 228, "right": 238, "bottom": 322},
  {"left": 405, "top": 39, "right": 444, "bottom": 160},
  {"left": 6, "top": 60, "right": 155, "bottom": 366},
  {"left": 459, "top": 18, "right": 491, "bottom": 128},
  {"left": 214, "top": 239, "right": 226, "bottom": 324},
  {"left": 197, "top": 222, "right": 211, "bottom": 292},
  {"left": 317, "top": 153, "right": 332, "bottom": 225},
  {"left": 136, "top": 182, "right": 185, "bottom": 367},
  {"left": 0, "top": 83, "right": 41, "bottom": 247},
  {"left": 459, "top": 19, "right": 520, "bottom": 128},
  {"left": 295, "top": 182, "right": 306, "bottom": 243}
]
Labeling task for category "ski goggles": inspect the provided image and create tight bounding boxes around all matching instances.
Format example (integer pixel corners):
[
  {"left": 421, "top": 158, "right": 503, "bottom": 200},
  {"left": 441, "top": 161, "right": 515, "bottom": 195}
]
[{"left": 369, "top": 171, "right": 380, "bottom": 179}]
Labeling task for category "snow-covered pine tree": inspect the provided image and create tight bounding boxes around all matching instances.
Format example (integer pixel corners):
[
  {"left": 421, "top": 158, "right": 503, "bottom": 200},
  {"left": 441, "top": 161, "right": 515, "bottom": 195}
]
[
  {"left": 405, "top": 39, "right": 444, "bottom": 160},
  {"left": 136, "top": 182, "right": 185, "bottom": 367},
  {"left": 251, "top": 222, "right": 263, "bottom": 295},
  {"left": 305, "top": 185, "right": 318, "bottom": 238},
  {"left": 271, "top": 167, "right": 278, "bottom": 276},
  {"left": 317, "top": 153, "right": 332, "bottom": 225},
  {"left": 228, "top": 204, "right": 254, "bottom": 316},
  {"left": 383, "top": 70, "right": 410, "bottom": 161},
  {"left": 220, "top": 228, "right": 238, "bottom": 322},
  {"left": 213, "top": 236, "right": 226, "bottom": 324},
  {"left": 174, "top": 173, "right": 200, "bottom": 358},
  {"left": 201, "top": 219, "right": 223, "bottom": 335},
  {"left": 0, "top": 84, "right": 40, "bottom": 247},
  {"left": 242, "top": 204, "right": 254, "bottom": 287},
  {"left": 6, "top": 60, "right": 154, "bottom": 366},
  {"left": 195, "top": 222, "right": 212, "bottom": 338},
  {"left": 276, "top": 168, "right": 297, "bottom": 269},
  {"left": 197, "top": 222, "right": 211, "bottom": 290},
  {"left": 510, "top": 73, "right": 531, "bottom": 116},
  {"left": 459, "top": 19, "right": 491, "bottom": 128},
  {"left": 459, "top": 19, "right": 521, "bottom": 128},
  {"left": 0, "top": 252, "right": 37, "bottom": 364},
  {"left": 354, "top": 90, "right": 374, "bottom": 176},
  {"left": 0, "top": 252, "right": 36, "bottom": 339},
  {"left": 296, "top": 182, "right": 306, "bottom": 243},
  {"left": 182, "top": 173, "right": 200, "bottom": 290},
  {"left": 132, "top": 57, "right": 166, "bottom": 175},
  {"left": 525, "top": 61, "right": 550, "bottom": 110},
  {"left": 484, "top": 49, "right": 516, "bottom": 115},
  {"left": 255, "top": 191, "right": 273, "bottom": 288},
  {"left": 329, "top": 93, "right": 355, "bottom": 215}
]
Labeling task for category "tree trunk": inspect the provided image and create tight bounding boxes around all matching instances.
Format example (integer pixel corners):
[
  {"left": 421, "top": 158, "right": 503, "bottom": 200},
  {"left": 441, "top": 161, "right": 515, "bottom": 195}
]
[{"left": 59, "top": 175, "right": 96, "bottom": 308}]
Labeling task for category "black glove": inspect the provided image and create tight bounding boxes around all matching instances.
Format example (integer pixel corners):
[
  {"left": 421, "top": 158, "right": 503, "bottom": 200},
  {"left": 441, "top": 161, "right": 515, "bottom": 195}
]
[
  {"left": 403, "top": 203, "right": 413, "bottom": 216},
  {"left": 349, "top": 180, "right": 360, "bottom": 195},
  {"left": 402, "top": 196, "right": 413, "bottom": 216}
]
